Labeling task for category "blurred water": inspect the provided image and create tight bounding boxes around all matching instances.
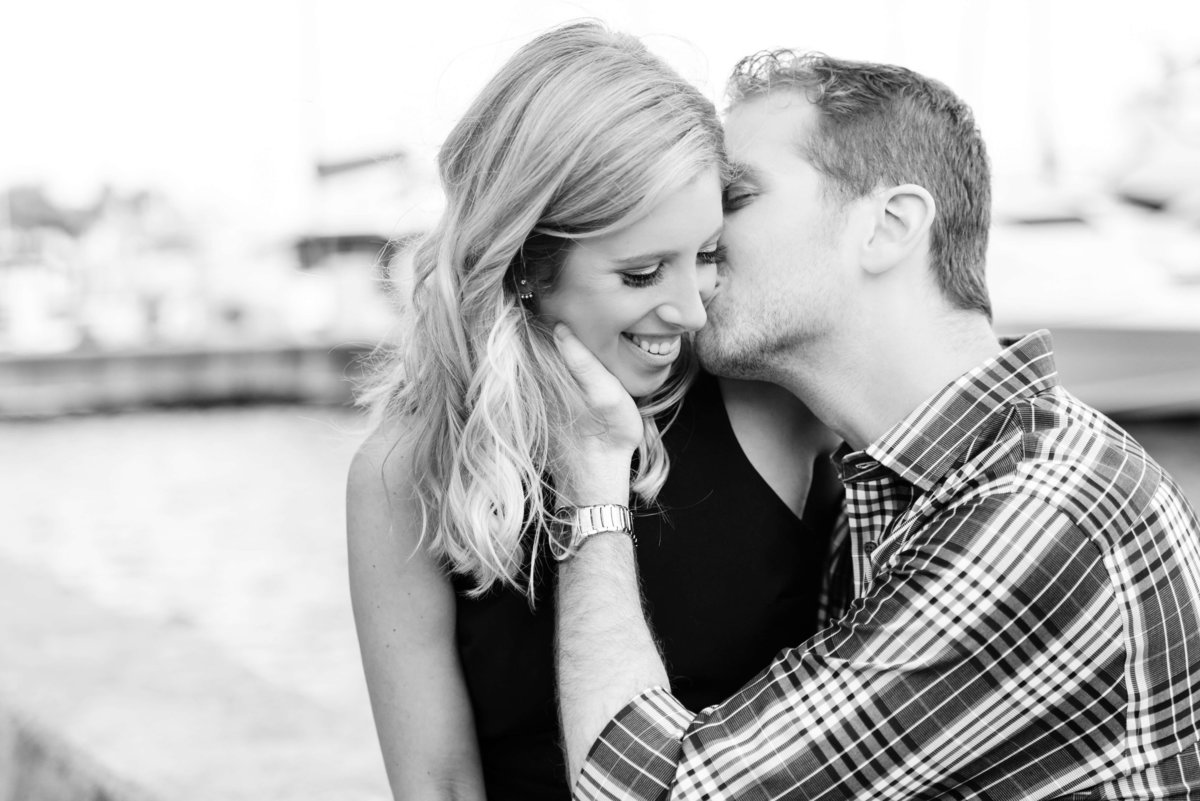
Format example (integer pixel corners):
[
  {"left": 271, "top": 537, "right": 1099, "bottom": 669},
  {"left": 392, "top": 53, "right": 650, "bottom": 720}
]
[
  {"left": 0, "top": 405, "right": 1198, "bottom": 718},
  {"left": 0, "top": 404, "right": 371, "bottom": 714}
]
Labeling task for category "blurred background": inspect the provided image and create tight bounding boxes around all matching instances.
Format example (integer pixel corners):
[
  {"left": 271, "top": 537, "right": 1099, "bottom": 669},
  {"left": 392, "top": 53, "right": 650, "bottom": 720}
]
[{"left": 2, "top": 1, "right": 1200, "bottom": 799}]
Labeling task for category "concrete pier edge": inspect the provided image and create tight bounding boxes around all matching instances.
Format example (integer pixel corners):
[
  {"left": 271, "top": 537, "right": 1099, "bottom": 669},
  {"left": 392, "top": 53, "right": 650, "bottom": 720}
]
[
  {"left": 0, "top": 699, "right": 159, "bottom": 801},
  {"left": 0, "top": 555, "right": 388, "bottom": 801}
]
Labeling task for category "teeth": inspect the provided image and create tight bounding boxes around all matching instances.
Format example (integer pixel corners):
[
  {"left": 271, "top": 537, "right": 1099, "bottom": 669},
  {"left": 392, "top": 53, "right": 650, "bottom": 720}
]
[{"left": 627, "top": 335, "right": 679, "bottom": 356}]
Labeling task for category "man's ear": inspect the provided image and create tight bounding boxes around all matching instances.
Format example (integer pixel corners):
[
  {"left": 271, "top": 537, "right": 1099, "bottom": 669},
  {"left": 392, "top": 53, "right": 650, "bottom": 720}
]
[{"left": 860, "top": 184, "right": 935, "bottom": 275}]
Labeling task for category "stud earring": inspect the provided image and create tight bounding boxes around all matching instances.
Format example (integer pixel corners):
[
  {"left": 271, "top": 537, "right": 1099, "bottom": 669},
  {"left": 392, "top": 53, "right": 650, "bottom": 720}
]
[{"left": 518, "top": 278, "right": 534, "bottom": 300}]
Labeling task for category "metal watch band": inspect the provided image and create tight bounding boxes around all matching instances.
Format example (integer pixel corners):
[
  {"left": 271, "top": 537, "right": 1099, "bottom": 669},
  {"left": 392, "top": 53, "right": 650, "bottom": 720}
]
[{"left": 555, "top": 504, "right": 636, "bottom": 560}]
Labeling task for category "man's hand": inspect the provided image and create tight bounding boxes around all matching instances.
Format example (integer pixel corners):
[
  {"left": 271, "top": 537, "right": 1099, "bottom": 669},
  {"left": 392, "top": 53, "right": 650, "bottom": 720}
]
[
  {"left": 552, "top": 322, "right": 671, "bottom": 787},
  {"left": 552, "top": 322, "right": 640, "bottom": 505}
]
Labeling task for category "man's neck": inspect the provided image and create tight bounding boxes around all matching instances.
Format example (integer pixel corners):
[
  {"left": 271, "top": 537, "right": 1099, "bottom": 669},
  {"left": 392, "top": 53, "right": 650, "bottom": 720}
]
[{"left": 775, "top": 312, "right": 1001, "bottom": 452}]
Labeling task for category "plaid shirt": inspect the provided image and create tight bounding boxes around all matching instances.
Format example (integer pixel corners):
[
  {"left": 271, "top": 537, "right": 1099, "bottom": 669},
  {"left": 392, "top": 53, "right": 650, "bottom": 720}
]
[{"left": 576, "top": 331, "right": 1200, "bottom": 800}]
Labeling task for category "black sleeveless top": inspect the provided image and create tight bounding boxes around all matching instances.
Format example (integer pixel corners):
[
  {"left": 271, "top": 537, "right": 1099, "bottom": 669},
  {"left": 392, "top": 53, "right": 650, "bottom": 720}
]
[{"left": 452, "top": 371, "right": 842, "bottom": 800}]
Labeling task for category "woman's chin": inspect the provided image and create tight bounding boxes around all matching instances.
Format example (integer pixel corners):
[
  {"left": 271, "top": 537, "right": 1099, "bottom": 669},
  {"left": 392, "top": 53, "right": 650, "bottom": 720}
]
[{"left": 615, "top": 370, "right": 672, "bottom": 400}]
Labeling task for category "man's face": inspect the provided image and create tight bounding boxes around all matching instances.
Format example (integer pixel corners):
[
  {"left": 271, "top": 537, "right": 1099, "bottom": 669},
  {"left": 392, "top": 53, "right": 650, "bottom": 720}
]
[{"left": 696, "top": 91, "right": 854, "bottom": 380}]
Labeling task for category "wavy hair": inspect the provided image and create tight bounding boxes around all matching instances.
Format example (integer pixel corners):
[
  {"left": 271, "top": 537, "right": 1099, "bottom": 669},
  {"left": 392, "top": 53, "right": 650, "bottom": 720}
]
[{"left": 360, "top": 21, "right": 724, "bottom": 601}]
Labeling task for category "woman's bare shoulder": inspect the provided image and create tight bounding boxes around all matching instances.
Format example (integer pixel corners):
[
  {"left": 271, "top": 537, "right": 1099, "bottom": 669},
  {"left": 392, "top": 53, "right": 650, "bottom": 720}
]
[
  {"left": 349, "top": 419, "right": 410, "bottom": 485},
  {"left": 346, "top": 417, "right": 455, "bottom": 638},
  {"left": 346, "top": 419, "right": 424, "bottom": 554}
]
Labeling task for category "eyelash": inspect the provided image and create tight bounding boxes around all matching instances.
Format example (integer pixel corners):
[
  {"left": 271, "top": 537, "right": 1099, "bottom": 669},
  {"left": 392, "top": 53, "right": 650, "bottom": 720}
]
[
  {"left": 698, "top": 245, "right": 727, "bottom": 265},
  {"left": 621, "top": 246, "right": 726, "bottom": 288},
  {"left": 621, "top": 267, "right": 665, "bottom": 288}
]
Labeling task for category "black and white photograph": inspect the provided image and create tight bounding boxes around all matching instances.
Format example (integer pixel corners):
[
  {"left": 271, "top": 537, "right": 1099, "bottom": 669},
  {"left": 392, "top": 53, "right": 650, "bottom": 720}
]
[{"left": 3, "top": 2, "right": 1200, "bottom": 799}]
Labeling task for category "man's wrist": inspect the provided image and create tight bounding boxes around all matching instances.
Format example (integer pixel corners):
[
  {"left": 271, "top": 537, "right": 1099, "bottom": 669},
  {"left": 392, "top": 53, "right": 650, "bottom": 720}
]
[
  {"left": 556, "top": 453, "right": 631, "bottom": 507},
  {"left": 554, "top": 504, "right": 636, "bottom": 561}
]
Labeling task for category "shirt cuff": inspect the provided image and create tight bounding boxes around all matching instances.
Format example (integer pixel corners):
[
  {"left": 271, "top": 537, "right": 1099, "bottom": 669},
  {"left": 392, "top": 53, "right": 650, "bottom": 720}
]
[{"left": 574, "top": 686, "right": 694, "bottom": 800}]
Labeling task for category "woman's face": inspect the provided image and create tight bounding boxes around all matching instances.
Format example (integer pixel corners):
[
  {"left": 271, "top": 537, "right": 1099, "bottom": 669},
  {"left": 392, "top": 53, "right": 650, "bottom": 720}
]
[{"left": 537, "top": 168, "right": 723, "bottom": 398}]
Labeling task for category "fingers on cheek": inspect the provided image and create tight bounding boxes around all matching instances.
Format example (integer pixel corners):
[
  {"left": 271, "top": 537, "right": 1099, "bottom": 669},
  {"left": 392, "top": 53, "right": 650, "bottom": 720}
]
[
  {"left": 558, "top": 341, "right": 606, "bottom": 388},
  {"left": 554, "top": 335, "right": 588, "bottom": 372}
]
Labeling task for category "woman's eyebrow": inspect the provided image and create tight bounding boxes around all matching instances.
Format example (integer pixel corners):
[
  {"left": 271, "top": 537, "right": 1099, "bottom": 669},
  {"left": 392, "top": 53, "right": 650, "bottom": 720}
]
[
  {"left": 613, "top": 250, "right": 677, "bottom": 266},
  {"left": 613, "top": 227, "right": 723, "bottom": 266}
]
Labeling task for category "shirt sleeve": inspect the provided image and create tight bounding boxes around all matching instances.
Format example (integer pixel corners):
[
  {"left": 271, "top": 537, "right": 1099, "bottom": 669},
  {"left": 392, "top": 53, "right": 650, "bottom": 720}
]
[
  {"left": 575, "top": 687, "right": 693, "bottom": 801},
  {"left": 575, "top": 495, "right": 1127, "bottom": 801}
]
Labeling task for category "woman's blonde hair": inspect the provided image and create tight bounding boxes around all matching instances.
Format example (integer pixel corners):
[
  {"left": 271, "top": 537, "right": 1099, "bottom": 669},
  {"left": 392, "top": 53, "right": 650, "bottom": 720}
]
[{"left": 361, "top": 20, "right": 724, "bottom": 600}]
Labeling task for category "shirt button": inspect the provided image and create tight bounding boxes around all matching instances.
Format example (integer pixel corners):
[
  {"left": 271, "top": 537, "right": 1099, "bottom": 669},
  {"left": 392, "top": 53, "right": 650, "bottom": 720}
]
[{"left": 864, "top": 541, "right": 877, "bottom": 554}]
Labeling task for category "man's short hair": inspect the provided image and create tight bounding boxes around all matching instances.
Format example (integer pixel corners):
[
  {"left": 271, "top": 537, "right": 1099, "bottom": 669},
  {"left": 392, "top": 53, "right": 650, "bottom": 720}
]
[{"left": 728, "top": 51, "right": 992, "bottom": 319}]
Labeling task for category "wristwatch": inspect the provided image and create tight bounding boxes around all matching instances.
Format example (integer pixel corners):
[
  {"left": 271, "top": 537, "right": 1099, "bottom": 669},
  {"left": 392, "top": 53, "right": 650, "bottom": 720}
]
[{"left": 555, "top": 504, "right": 636, "bottom": 560}]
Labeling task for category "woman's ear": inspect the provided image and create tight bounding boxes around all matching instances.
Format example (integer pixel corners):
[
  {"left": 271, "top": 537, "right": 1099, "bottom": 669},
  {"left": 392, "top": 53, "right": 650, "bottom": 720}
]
[{"left": 859, "top": 184, "right": 936, "bottom": 275}]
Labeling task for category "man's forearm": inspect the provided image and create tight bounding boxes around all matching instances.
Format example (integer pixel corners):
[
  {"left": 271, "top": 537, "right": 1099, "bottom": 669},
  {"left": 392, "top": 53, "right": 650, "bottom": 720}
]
[{"left": 556, "top": 532, "right": 670, "bottom": 787}]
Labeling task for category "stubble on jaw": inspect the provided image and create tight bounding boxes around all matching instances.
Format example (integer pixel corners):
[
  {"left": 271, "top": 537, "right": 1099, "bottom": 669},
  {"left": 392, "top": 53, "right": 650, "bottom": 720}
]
[{"left": 695, "top": 302, "right": 797, "bottom": 383}]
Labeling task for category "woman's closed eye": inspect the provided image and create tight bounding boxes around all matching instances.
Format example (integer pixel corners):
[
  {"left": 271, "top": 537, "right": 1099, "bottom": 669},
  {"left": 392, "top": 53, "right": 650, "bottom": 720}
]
[
  {"left": 621, "top": 245, "right": 724, "bottom": 287},
  {"left": 621, "top": 264, "right": 665, "bottom": 288}
]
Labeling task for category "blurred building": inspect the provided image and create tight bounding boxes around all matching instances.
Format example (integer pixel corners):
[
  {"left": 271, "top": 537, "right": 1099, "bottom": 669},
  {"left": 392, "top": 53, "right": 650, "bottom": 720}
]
[
  {"left": 0, "top": 152, "right": 446, "bottom": 415},
  {"left": 0, "top": 146, "right": 444, "bottom": 358}
]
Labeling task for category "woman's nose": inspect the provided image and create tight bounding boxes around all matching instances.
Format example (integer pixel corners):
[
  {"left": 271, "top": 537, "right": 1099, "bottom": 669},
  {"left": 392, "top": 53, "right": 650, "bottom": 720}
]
[{"left": 656, "top": 264, "right": 713, "bottom": 331}]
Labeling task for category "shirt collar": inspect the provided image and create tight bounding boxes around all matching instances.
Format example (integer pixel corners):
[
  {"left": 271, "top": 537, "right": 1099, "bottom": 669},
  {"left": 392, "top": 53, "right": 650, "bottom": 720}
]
[{"left": 849, "top": 330, "right": 1060, "bottom": 492}]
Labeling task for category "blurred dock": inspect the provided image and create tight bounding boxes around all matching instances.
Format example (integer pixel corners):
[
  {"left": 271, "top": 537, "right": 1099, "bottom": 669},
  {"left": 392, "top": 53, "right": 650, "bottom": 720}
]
[
  {"left": 0, "top": 325, "right": 1197, "bottom": 420},
  {"left": 999, "top": 325, "right": 1200, "bottom": 419},
  {"left": 0, "top": 341, "right": 374, "bottom": 418},
  {"left": 990, "top": 211, "right": 1200, "bottom": 419}
]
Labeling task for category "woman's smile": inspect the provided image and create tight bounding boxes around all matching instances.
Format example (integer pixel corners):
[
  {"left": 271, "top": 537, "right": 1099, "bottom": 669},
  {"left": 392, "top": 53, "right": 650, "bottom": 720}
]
[{"left": 537, "top": 168, "right": 722, "bottom": 398}]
